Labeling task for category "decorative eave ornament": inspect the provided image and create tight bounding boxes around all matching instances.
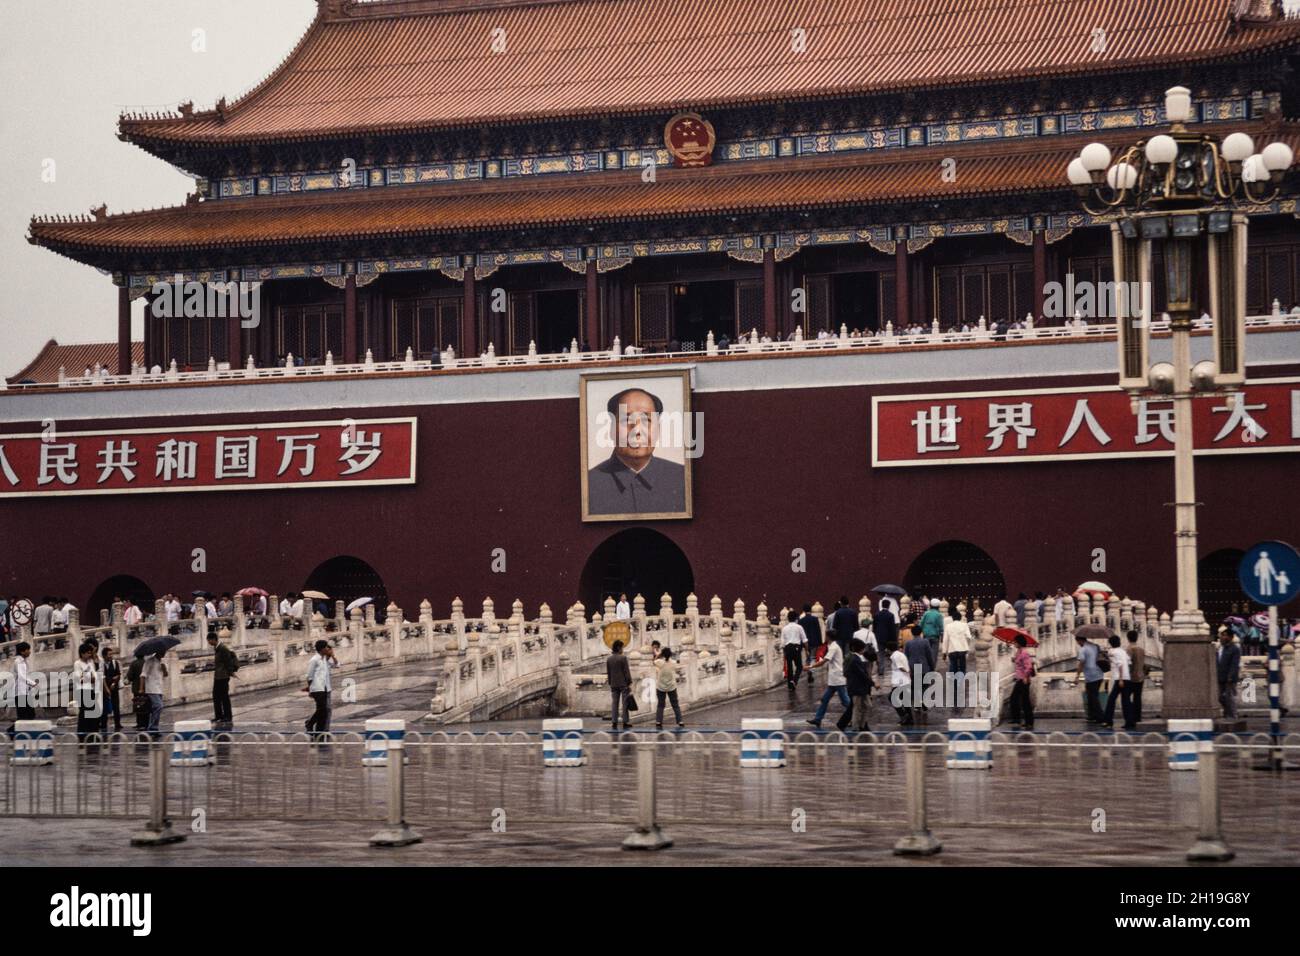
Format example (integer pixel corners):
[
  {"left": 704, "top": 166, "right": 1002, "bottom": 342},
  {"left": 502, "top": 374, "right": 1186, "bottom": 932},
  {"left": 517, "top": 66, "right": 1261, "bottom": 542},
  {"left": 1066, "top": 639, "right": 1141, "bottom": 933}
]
[{"left": 665, "top": 112, "right": 716, "bottom": 168}]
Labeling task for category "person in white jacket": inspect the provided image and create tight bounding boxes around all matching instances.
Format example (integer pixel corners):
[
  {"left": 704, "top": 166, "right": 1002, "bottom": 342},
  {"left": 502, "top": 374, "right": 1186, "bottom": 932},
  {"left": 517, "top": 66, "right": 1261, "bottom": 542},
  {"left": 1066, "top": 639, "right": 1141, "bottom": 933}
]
[
  {"left": 889, "top": 645, "right": 913, "bottom": 726},
  {"left": 940, "top": 605, "right": 973, "bottom": 675}
]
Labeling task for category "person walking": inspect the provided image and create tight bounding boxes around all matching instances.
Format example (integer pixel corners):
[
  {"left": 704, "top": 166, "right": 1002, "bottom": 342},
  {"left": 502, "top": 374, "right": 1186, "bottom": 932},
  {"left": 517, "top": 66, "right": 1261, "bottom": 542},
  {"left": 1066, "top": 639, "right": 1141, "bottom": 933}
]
[
  {"left": 1101, "top": 634, "right": 1134, "bottom": 730},
  {"left": 798, "top": 604, "right": 821, "bottom": 672},
  {"left": 940, "top": 605, "right": 972, "bottom": 676},
  {"left": 100, "top": 645, "right": 123, "bottom": 734},
  {"left": 805, "top": 636, "right": 850, "bottom": 730},
  {"left": 653, "top": 647, "right": 685, "bottom": 730},
  {"left": 889, "top": 641, "right": 913, "bottom": 726},
  {"left": 615, "top": 593, "right": 631, "bottom": 621},
  {"left": 141, "top": 650, "right": 169, "bottom": 735},
  {"left": 829, "top": 597, "right": 858, "bottom": 654},
  {"left": 5, "top": 643, "right": 38, "bottom": 735},
  {"left": 874, "top": 602, "right": 898, "bottom": 679},
  {"left": 839, "top": 637, "right": 873, "bottom": 732},
  {"left": 606, "top": 639, "right": 633, "bottom": 730},
  {"left": 207, "top": 629, "right": 239, "bottom": 727},
  {"left": 1217, "top": 627, "right": 1241, "bottom": 720},
  {"left": 1074, "top": 634, "right": 1104, "bottom": 724},
  {"left": 1008, "top": 634, "right": 1035, "bottom": 729},
  {"left": 127, "top": 654, "right": 149, "bottom": 732},
  {"left": 303, "top": 640, "right": 337, "bottom": 737},
  {"left": 920, "top": 599, "right": 945, "bottom": 659},
  {"left": 1126, "top": 630, "right": 1146, "bottom": 724},
  {"left": 853, "top": 617, "right": 878, "bottom": 662},
  {"left": 780, "top": 609, "right": 806, "bottom": 688},
  {"left": 73, "top": 642, "right": 102, "bottom": 738},
  {"left": 903, "top": 625, "right": 936, "bottom": 719}
]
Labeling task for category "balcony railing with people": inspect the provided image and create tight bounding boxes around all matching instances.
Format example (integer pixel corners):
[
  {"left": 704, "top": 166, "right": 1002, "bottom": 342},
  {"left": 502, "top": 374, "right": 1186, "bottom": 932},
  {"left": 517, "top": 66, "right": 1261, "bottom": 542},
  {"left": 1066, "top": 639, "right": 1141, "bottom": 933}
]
[{"left": 7, "top": 302, "right": 1298, "bottom": 392}]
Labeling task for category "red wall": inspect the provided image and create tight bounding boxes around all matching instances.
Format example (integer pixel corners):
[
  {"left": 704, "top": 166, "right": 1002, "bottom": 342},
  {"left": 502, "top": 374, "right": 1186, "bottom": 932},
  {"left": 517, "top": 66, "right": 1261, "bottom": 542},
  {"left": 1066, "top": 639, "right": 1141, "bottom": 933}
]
[{"left": 2, "top": 369, "right": 1298, "bottom": 619}]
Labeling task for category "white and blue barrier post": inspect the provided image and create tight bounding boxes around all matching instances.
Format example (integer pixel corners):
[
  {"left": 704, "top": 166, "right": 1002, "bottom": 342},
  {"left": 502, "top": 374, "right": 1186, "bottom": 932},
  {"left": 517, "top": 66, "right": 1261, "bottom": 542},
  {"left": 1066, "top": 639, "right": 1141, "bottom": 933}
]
[
  {"left": 170, "top": 720, "right": 215, "bottom": 767},
  {"left": 363, "top": 718, "right": 408, "bottom": 767},
  {"left": 740, "top": 718, "right": 785, "bottom": 768},
  {"left": 368, "top": 718, "right": 420, "bottom": 847},
  {"left": 542, "top": 718, "right": 587, "bottom": 767},
  {"left": 1167, "top": 718, "right": 1214, "bottom": 771},
  {"left": 10, "top": 720, "right": 55, "bottom": 765},
  {"left": 946, "top": 718, "right": 992, "bottom": 769}
]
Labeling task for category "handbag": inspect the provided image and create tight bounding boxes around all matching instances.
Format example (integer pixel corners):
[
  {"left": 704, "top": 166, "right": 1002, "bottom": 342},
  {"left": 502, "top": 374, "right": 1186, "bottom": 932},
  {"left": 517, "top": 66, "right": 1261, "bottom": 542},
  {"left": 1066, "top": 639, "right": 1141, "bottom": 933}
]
[{"left": 624, "top": 688, "right": 639, "bottom": 711}]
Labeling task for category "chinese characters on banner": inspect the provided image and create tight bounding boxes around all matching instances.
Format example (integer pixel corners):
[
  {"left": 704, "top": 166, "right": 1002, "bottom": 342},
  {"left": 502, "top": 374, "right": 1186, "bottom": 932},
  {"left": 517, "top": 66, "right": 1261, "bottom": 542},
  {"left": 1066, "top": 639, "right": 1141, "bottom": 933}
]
[
  {"left": 0, "top": 418, "right": 417, "bottom": 496},
  {"left": 872, "top": 379, "right": 1300, "bottom": 467}
]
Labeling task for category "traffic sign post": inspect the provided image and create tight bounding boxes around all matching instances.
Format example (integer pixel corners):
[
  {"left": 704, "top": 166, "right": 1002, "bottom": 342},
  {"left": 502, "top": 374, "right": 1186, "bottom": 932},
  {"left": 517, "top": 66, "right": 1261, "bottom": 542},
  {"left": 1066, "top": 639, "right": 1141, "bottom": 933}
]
[{"left": 1238, "top": 541, "right": 1300, "bottom": 771}]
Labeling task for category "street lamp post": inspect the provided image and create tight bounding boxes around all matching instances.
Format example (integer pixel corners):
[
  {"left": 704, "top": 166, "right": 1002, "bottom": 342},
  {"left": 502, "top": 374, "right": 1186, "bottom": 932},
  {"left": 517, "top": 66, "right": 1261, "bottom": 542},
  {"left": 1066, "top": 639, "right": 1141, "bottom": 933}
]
[{"left": 1067, "top": 86, "right": 1294, "bottom": 720}]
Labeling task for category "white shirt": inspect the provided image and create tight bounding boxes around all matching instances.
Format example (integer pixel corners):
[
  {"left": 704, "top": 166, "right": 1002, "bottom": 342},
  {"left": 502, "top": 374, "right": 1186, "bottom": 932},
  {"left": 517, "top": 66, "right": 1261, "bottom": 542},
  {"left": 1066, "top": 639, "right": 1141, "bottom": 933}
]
[
  {"left": 279, "top": 599, "right": 292, "bottom": 616},
  {"left": 123, "top": 605, "right": 142, "bottom": 626},
  {"left": 1109, "top": 646, "right": 1131, "bottom": 681},
  {"left": 781, "top": 622, "right": 807, "bottom": 647},
  {"left": 73, "top": 658, "right": 100, "bottom": 692},
  {"left": 51, "top": 607, "right": 67, "bottom": 629},
  {"left": 165, "top": 600, "right": 181, "bottom": 622},
  {"left": 993, "top": 600, "right": 1013, "bottom": 625},
  {"left": 306, "top": 653, "right": 335, "bottom": 692},
  {"left": 615, "top": 601, "right": 631, "bottom": 621},
  {"left": 203, "top": 600, "right": 217, "bottom": 618},
  {"left": 254, "top": 596, "right": 268, "bottom": 616},
  {"left": 14, "top": 655, "right": 36, "bottom": 693},
  {"left": 821, "top": 641, "right": 846, "bottom": 686},
  {"left": 33, "top": 604, "right": 53, "bottom": 634},
  {"left": 941, "top": 619, "right": 972, "bottom": 655},
  {"left": 890, "top": 649, "right": 911, "bottom": 687},
  {"left": 142, "top": 657, "right": 166, "bottom": 696},
  {"left": 852, "top": 626, "right": 877, "bottom": 656},
  {"left": 290, "top": 599, "right": 305, "bottom": 620}
]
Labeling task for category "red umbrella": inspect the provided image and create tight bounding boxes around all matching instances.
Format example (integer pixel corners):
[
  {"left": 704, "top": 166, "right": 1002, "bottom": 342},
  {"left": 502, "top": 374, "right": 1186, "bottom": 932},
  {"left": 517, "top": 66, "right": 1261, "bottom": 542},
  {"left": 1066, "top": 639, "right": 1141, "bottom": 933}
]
[
  {"left": 994, "top": 625, "right": 1039, "bottom": 647},
  {"left": 236, "top": 586, "right": 268, "bottom": 597}
]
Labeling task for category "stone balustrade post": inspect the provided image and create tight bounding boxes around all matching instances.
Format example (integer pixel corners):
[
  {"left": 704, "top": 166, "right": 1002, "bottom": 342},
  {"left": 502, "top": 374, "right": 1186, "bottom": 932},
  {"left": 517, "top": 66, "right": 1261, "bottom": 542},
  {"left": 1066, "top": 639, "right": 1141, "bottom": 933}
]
[
  {"left": 1062, "top": 594, "right": 1076, "bottom": 630},
  {"left": 710, "top": 595, "right": 724, "bottom": 648},
  {"left": 733, "top": 599, "right": 746, "bottom": 651},
  {"left": 812, "top": 600, "right": 826, "bottom": 644},
  {"left": 756, "top": 602, "right": 773, "bottom": 685},
  {"left": 1107, "top": 596, "right": 1122, "bottom": 633},
  {"left": 269, "top": 594, "right": 282, "bottom": 630},
  {"left": 684, "top": 592, "right": 699, "bottom": 646},
  {"left": 603, "top": 596, "right": 616, "bottom": 621},
  {"left": 419, "top": 600, "right": 434, "bottom": 656},
  {"left": 633, "top": 594, "right": 647, "bottom": 648},
  {"left": 1025, "top": 601, "right": 1040, "bottom": 646},
  {"left": 659, "top": 593, "right": 673, "bottom": 649},
  {"left": 1119, "top": 598, "right": 1133, "bottom": 636},
  {"left": 682, "top": 648, "right": 699, "bottom": 703},
  {"left": 452, "top": 597, "right": 466, "bottom": 652},
  {"left": 193, "top": 602, "right": 208, "bottom": 652},
  {"left": 67, "top": 606, "right": 82, "bottom": 649},
  {"left": 898, "top": 596, "right": 911, "bottom": 627},
  {"left": 1042, "top": 597, "right": 1056, "bottom": 638},
  {"left": 272, "top": 638, "right": 285, "bottom": 683},
  {"left": 389, "top": 604, "right": 404, "bottom": 659},
  {"left": 232, "top": 594, "right": 247, "bottom": 646}
]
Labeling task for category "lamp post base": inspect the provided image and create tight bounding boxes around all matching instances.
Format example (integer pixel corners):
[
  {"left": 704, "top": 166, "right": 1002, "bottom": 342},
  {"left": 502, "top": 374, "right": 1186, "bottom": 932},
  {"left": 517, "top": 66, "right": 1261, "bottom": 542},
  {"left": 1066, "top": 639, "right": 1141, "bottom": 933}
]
[{"left": 1160, "top": 609, "right": 1217, "bottom": 720}]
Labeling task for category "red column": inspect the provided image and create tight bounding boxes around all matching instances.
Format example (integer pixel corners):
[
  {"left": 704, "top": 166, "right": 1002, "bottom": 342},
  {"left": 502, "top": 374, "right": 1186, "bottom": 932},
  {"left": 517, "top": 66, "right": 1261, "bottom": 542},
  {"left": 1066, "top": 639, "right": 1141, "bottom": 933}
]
[
  {"left": 462, "top": 265, "right": 478, "bottom": 356},
  {"left": 762, "top": 249, "right": 777, "bottom": 338},
  {"left": 894, "top": 240, "right": 909, "bottom": 329},
  {"left": 584, "top": 261, "right": 600, "bottom": 350},
  {"left": 117, "top": 284, "right": 131, "bottom": 375},
  {"left": 343, "top": 274, "right": 358, "bottom": 363},
  {"left": 1033, "top": 228, "right": 1047, "bottom": 324}
]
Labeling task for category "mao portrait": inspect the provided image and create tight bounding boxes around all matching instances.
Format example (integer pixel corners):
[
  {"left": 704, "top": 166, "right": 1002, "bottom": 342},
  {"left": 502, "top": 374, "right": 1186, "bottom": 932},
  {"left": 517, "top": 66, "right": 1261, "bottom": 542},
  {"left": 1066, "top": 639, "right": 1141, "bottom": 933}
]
[{"left": 580, "top": 370, "right": 693, "bottom": 521}]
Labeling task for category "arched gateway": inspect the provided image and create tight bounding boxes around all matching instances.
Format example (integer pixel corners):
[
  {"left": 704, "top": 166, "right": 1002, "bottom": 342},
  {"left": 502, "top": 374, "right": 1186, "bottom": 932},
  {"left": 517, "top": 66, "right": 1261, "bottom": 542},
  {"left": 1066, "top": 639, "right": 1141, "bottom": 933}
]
[
  {"left": 580, "top": 528, "right": 694, "bottom": 615},
  {"left": 304, "top": 556, "right": 389, "bottom": 622},
  {"left": 903, "top": 540, "right": 1006, "bottom": 609}
]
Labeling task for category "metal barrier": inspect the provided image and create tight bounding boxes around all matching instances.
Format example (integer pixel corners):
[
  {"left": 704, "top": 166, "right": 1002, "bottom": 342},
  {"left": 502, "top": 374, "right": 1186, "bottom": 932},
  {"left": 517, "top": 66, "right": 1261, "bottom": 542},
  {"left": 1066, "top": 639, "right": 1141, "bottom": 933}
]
[{"left": 2, "top": 730, "right": 1296, "bottom": 861}]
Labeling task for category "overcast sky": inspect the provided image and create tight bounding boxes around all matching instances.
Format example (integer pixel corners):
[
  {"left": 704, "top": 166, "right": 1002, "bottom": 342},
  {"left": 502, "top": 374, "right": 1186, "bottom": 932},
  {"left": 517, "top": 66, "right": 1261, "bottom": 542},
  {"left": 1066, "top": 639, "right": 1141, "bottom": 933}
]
[
  {"left": 0, "top": 0, "right": 317, "bottom": 377},
  {"left": 2, "top": 0, "right": 1299, "bottom": 378}
]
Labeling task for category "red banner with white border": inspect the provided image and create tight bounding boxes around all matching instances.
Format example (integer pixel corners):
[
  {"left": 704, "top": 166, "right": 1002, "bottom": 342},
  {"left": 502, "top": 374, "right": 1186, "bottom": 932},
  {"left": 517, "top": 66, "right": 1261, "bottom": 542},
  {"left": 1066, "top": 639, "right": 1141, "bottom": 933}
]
[
  {"left": 872, "top": 378, "right": 1300, "bottom": 467},
  {"left": 0, "top": 417, "right": 416, "bottom": 496}
]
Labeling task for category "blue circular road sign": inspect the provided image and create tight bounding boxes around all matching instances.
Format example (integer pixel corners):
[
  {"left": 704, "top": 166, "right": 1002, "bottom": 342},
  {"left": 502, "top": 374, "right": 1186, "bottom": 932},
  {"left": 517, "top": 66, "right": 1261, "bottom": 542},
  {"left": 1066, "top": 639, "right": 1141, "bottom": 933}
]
[{"left": 1238, "top": 541, "right": 1300, "bottom": 607}]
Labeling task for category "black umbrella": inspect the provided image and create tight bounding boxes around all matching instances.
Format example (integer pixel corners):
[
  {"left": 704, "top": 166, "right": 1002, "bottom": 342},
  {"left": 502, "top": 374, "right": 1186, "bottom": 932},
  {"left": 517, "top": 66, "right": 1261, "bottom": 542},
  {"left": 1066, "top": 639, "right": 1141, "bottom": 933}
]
[
  {"left": 192, "top": 589, "right": 212, "bottom": 598},
  {"left": 871, "top": 584, "right": 906, "bottom": 596},
  {"left": 134, "top": 636, "right": 181, "bottom": 659}
]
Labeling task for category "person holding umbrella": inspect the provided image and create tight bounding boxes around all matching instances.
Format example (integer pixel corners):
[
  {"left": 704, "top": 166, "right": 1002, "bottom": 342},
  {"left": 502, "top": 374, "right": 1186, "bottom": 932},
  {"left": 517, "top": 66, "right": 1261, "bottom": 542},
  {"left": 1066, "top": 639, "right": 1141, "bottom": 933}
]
[{"left": 131, "top": 635, "right": 180, "bottom": 736}]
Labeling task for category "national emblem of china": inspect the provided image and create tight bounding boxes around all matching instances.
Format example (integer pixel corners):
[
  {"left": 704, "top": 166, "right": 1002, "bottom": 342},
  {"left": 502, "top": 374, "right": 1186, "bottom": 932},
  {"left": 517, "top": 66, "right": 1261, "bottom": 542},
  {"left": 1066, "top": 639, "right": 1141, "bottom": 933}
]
[{"left": 665, "top": 112, "right": 717, "bottom": 167}]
